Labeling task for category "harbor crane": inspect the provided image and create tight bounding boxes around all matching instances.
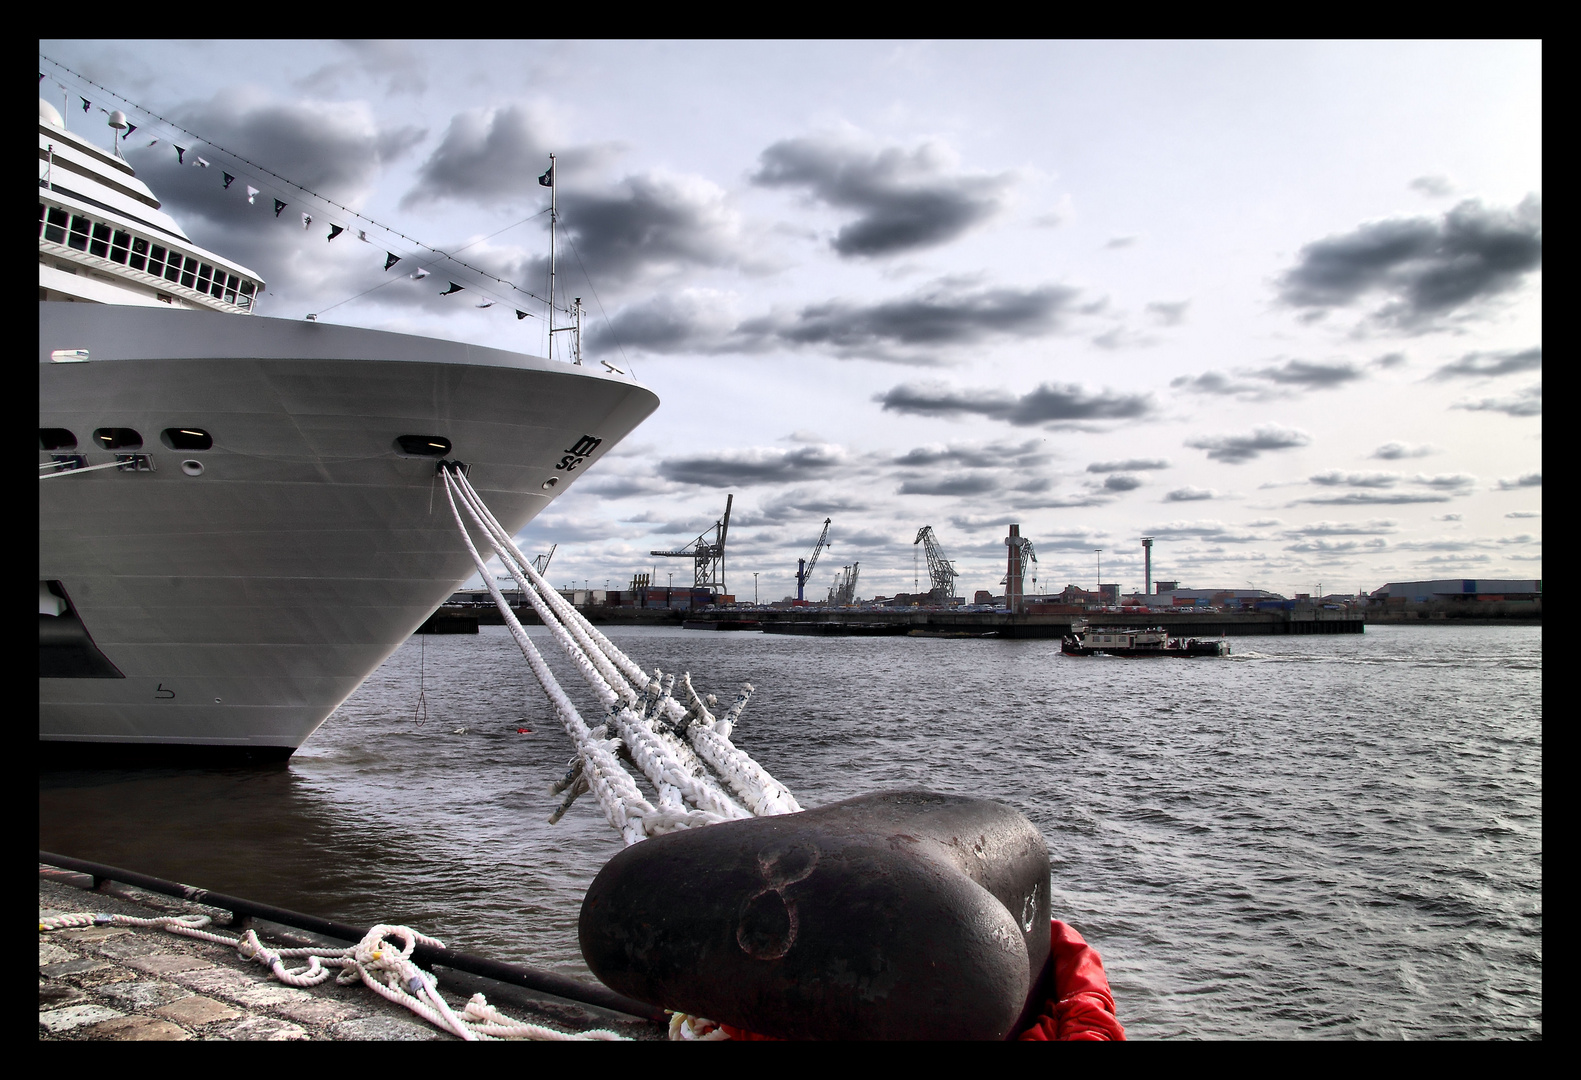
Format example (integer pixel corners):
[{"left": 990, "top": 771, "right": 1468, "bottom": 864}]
[
  {"left": 830, "top": 562, "right": 861, "bottom": 606},
  {"left": 913, "top": 526, "right": 958, "bottom": 605},
  {"left": 651, "top": 494, "right": 732, "bottom": 594},
  {"left": 796, "top": 518, "right": 832, "bottom": 602}
]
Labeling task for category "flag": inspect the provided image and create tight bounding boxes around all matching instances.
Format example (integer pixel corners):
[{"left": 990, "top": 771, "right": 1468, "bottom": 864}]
[
  {"left": 175, "top": 145, "right": 187, "bottom": 165},
  {"left": 476, "top": 300, "right": 494, "bottom": 309},
  {"left": 410, "top": 268, "right": 430, "bottom": 280},
  {"left": 302, "top": 212, "right": 313, "bottom": 229},
  {"left": 247, "top": 185, "right": 260, "bottom": 205},
  {"left": 274, "top": 199, "right": 287, "bottom": 217},
  {"left": 194, "top": 156, "right": 210, "bottom": 168},
  {"left": 80, "top": 97, "right": 90, "bottom": 113},
  {"left": 516, "top": 310, "right": 531, "bottom": 320},
  {"left": 122, "top": 123, "right": 136, "bottom": 140},
  {"left": 358, "top": 230, "right": 369, "bottom": 242},
  {"left": 223, "top": 172, "right": 236, "bottom": 189},
  {"left": 441, "top": 282, "right": 464, "bottom": 295},
  {"left": 327, "top": 225, "right": 344, "bottom": 242},
  {"left": 384, "top": 252, "right": 401, "bottom": 271},
  {"left": 538, "top": 165, "right": 554, "bottom": 187}
]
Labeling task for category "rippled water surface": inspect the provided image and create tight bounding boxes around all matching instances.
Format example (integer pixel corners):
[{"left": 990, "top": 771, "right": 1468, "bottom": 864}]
[{"left": 39, "top": 623, "right": 1542, "bottom": 1038}]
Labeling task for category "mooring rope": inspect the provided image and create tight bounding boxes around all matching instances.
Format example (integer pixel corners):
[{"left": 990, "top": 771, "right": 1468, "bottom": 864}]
[
  {"left": 38, "top": 910, "right": 626, "bottom": 1040},
  {"left": 437, "top": 464, "right": 800, "bottom": 844}
]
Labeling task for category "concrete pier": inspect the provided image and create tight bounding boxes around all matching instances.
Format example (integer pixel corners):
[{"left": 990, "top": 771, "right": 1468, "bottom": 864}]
[{"left": 39, "top": 866, "right": 663, "bottom": 1041}]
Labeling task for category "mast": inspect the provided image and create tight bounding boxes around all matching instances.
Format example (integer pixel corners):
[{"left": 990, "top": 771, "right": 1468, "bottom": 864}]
[{"left": 546, "top": 152, "right": 557, "bottom": 361}]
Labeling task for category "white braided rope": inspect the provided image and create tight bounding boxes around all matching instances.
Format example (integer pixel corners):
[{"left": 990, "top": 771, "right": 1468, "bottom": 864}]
[
  {"left": 448, "top": 472, "right": 799, "bottom": 816},
  {"left": 40, "top": 911, "right": 624, "bottom": 1040},
  {"left": 444, "top": 470, "right": 746, "bottom": 832}
]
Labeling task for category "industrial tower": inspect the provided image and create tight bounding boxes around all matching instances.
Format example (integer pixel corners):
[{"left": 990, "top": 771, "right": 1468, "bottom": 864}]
[
  {"left": 913, "top": 526, "right": 958, "bottom": 605},
  {"left": 829, "top": 563, "right": 861, "bottom": 605},
  {"left": 1003, "top": 524, "right": 1037, "bottom": 614},
  {"left": 651, "top": 494, "right": 732, "bottom": 594}
]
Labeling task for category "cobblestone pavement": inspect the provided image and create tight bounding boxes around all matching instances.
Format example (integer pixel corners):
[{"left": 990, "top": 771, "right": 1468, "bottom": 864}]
[{"left": 39, "top": 869, "right": 664, "bottom": 1041}]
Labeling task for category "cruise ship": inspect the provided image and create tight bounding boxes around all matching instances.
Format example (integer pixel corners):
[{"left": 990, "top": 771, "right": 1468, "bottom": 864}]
[{"left": 39, "top": 97, "right": 659, "bottom": 759}]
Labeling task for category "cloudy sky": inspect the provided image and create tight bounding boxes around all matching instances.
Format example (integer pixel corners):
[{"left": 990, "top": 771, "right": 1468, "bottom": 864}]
[{"left": 41, "top": 41, "right": 1542, "bottom": 601}]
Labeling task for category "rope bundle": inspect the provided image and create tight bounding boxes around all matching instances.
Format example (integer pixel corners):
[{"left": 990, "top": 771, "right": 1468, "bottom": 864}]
[{"left": 439, "top": 465, "right": 800, "bottom": 844}]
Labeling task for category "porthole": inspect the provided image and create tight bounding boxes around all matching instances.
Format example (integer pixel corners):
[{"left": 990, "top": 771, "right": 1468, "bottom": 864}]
[
  {"left": 541, "top": 476, "right": 560, "bottom": 490},
  {"left": 394, "top": 435, "right": 452, "bottom": 457},
  {"left": 93, "top": 427, "right": 142, "bottom": 451},
  {"left": 39, "top": 428, "right": 77, "bottom": 451},
  {"left": 181, "top": 460, "right": 205, "bottom": 476},
  {"left": 161, "top": 427, "right": 213, "bottom": 451}
]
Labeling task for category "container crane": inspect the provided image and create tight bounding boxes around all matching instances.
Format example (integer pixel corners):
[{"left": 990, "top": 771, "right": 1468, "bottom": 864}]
[
  {"left": 913, "top": 526, "right": 958, "bottom": 605},
  {"left": 830, "top": 562, "right": 861, "bottom": 606},
  {"left": 796, "top": 518, "right": 832, "bottom": 602},
  {"left": 651, "top": 494, "right": 732, "bottom": 595}
]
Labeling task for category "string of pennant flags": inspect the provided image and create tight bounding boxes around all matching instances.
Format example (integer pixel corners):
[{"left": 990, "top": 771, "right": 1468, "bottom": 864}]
[{"left": 42, "top": 60, "right": 567, "bottom": 324}]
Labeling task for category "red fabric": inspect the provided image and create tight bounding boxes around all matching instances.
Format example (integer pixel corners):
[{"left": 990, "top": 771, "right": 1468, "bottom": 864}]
[{"left": 1016, "top": 921, "right": 1126, "bottom": 1041}]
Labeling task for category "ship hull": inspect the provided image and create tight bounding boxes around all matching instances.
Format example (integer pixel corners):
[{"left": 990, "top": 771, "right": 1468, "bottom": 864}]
[{"left": 39, "top": 303, "right": 658, "bottom": 754}]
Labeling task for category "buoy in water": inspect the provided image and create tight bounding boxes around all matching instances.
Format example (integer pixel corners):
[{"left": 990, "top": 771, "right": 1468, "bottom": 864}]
[{"left": 579, "top": 790, "right": 1051, "bottom": 1040}]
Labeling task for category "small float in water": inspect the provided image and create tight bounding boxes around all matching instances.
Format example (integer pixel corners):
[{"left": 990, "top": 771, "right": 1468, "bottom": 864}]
[{"left": 1061, "top": 620, "right": 1228, "bottom": 658}]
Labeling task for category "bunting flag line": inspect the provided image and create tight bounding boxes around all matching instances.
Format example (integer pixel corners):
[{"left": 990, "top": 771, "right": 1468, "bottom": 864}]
[
  {"left": 516, "top": 310, "right": 531, "bottom": 320},
  {"left": 358, "top": 231, "right": 369, "bottom": 242},
  {"left": 122, "top": 123, "right": 136, "bottom": 140},
  {"left": 302, "top": 212, "right": 312, "bottom": 230},
  {"left": 274, "top": 199, "right": 286, "bottom": 217},
  {"left": 80, "top": 97, "right": 90, "bottom": 112},
  {"left": 223, "top": 172, "right": 235, "bottom": 189},
  {"left": 411, "top": 268, "right": 430, "bottom": 280},
  {"left": 328, "top": 224, "right": 344, "bottom": 242},
  {"left": 476, "top": 301, "right": 494, "bottom": 309},
  {"left": 441, "top": 282, "right": 464, "bottom": 295},
  {"left": 194, "top": 157, "right": 210, "bottom": 168},
  {"left": 384, "top": 252, "right": 401, "bottom": 271},
  {"left": 175, "top": 146, "right": 187, "bottom": 165},
  {"left": 247, "top": 185, "right": 259, "bottom": 205}
]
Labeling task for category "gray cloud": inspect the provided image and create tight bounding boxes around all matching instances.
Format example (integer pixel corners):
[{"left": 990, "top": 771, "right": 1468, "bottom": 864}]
[
  {"left": 1371, "top": 441, "right": 1436, "bottom": 460},
  {"left": 658, "top": 444, "right": 846, "bottom": 487},
  {"left": 1409, "top": 175, "right": 1455, "bottom": 198},
  {"left": 1452, "top": 384, "right": 1542, "bottom": 417},
  {"left": 1310, "top": 471, "right": 1401, "bottom": 488},
  {"left": 898, "top": 474, "right": 999, "bottom": 496},
  {"left": 1102, "top": 474, "right": 1143, "bottom": 492},
  {"left": 1145, "top": 300, "right": 1189, "bottom": 326},
  {"left": 1105, "top": 236, "right": 1137, "bottom": 249},
  {"left": 751, "top": 134, "right": 1010, "bottom": 257},
  {"left": 1505, "top": 511, "right": 1541, "bottom": 518},
  {"left": 1185, "top": 425, "right": 1312, "bottom": 463},
  {"left": 1172, "top": 358, "right": 1365, "bottom": 400},
  {"left": 1287, "top": 520, "right": 1399, "bottom": 536},
  {"left": 1276, "top": 196, "right": 1542, "bottom": 329},
  {"left": 1498, "top": 473, "right": 1542, "bottom": 490},
  {"left": 1431, "top": 346, "right": 1542, "bottom": 380},
  {"left": 1088, "top": 458, "right": 1169, "bottom": 473},
  {"left": 877, "top": 381, "right": 1155, "bottom": 427},
  {"left": 893, "top": 439, "right": 1052, "bottom": 470},
  {"left": 401, "top": 104, "right": 619, "bottom": 209},
  {"left": 1164, "top": 487, "right": 1217, "bottom": 501},
  {"left": 1297, "top": 492, "right": 1452, "bottom": 506}
]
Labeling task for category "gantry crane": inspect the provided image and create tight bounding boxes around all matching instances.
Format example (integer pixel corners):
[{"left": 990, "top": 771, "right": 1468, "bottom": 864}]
[
  {"left": 796, "top": 518, "right": 832, "bottom": 602},
  {"left": 913, "top": 526, "right": 958, "bottom": 605},
  {"left": 651, "top": 494, "right": 732, "bottom": 595},
  {"left": 830, "top": 562, "right": 861, "bottom": 606}
]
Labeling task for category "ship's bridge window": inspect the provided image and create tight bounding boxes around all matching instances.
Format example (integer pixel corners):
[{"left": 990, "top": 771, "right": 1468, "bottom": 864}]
[
  {"left": 90, "top": 222, "right": 112, "bottom": 259},
  {"left": 39, "top": 428, "right": 77, "bottom": 451},
  {"left": 238, "top": 281, "right": 256, "bottom": 310},
  {"left": 179, "top": 256, "right": 198, "bottom": 290},
  {"left": 93, "top": 428, "right": 142, "bottom": 451},
  {"left": 161, "top": 428, "right": 213, "bottom": 451},
  {"left": 42, "top": 205, "right": 68, "bottom": 244},
  {"left": 128, "top": 236, "right": 148, "bottom": 271},
  {"left": 394, "top": 435, "right": 452, "bottom": 457},
  {"left": 110, "top": 229, "right": 132, "bottom": 265},
  {"left": 67, "top": 214, "right": 91, "bottom": 251}
]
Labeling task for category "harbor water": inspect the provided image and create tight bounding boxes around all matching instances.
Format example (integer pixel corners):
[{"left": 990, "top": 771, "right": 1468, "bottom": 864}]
[{"left": 39, "top": 623, "right": 1542, "bottom": 1039}]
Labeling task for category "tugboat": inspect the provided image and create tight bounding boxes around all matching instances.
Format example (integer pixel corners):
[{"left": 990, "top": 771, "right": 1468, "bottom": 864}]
[{"left": 1061, "top": 620, "right": 1227, "bottom": 657}]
